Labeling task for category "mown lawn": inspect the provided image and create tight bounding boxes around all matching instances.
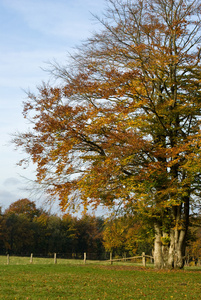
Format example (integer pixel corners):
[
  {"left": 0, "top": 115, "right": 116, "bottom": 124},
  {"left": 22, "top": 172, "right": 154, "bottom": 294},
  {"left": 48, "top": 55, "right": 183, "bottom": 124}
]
[{"left": 0, "top": 262, "right": 201, "bottom": 299}]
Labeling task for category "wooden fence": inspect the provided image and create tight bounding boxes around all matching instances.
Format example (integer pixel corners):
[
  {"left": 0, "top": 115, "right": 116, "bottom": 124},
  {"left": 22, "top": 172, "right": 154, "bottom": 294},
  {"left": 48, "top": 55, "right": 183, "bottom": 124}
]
[
  {"left": 108, "top": 252, "right": 154, "bottom": 267},
  {"left": 5, "top": 252, "right": 153, "bottom": 266}
]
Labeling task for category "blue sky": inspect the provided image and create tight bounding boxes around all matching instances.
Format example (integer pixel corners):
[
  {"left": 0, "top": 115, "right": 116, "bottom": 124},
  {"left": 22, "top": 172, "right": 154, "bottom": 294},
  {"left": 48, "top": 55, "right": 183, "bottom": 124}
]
[{"left": 0, "top": 0, "right": 106, "bottom": 213}]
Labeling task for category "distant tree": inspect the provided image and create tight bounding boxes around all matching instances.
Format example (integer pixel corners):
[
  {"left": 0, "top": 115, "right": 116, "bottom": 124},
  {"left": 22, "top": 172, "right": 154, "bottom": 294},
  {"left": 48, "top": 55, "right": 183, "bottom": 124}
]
[
  {"left": 74, "top": 215, "right": 104, "bottom": 257},
  {"left": 1, "top": 213, "right": 35, "bottom": 254},
  {"left": 31, "top": 212, "right": 50, "bottom": 255},
  {"left": 0, "top": 200, "right": 46, "bottom": 255},
  {"left": 61, "top": 214, "right": 78, "bottom": 254},
  {"left": 45, "top": 215, "right": 64, "bottom": 254},
  {"left": 5, "top": 199, "right": 40, "bottom": 220}
]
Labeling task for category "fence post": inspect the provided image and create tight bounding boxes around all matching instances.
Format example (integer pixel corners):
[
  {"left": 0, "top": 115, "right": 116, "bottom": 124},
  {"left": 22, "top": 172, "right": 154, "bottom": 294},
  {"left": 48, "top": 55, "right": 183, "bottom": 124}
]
[
  {"left": 142, "top": 252, "right": 146, "bottom": 267},
  {"left": 7, "top": 254, "right": 9, "bottom": 265},
  {"left": 54, "top": 253, "right": 57, "bottom": 264},
  {"left": 110, "top": 252, "right": 113, "bottom": 265},
  {"left": 84, "top": 252, "right": 86, "bottom": 264},
  {"left": 30, "top": 253, "right": 33, "bottom": 264}
]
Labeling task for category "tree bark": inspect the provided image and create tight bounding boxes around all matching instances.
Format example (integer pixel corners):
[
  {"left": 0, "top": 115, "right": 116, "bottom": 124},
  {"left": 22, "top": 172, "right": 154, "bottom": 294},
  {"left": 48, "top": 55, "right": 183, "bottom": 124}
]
[
  {"left": 174, "top": 229, "right": 186, "bottom": 269},
  {"left": 154, "top": 224, "right": 186, "bottom": 269},
  {"left": 154, "top": 223, "right": 163, "bottom": 269},
  {"left": 167, "top": 230, "right": 174, "bottom": 268}
]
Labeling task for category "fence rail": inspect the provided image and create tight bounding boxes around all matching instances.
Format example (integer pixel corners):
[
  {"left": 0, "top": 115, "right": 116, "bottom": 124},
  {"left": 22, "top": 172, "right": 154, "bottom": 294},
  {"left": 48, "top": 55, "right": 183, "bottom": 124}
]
[{"left": 108, "top": 252, "right": 154, "bottom": 266}]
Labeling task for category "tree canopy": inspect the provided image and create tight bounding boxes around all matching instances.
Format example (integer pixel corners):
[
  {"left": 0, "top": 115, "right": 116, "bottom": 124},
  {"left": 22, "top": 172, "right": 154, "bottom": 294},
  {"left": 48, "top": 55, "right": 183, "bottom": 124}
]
[{"left": 13, "top": 0, "right": 201, "bottom": 268}]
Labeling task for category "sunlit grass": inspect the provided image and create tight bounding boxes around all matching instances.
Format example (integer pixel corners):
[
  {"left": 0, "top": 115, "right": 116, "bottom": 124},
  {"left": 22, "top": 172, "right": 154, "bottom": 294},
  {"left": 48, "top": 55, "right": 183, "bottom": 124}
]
[
  {"left": 0, "top": 256, "right": 201, "bottom": 299},
  {"left": 0, "top": 263, "right": 200, "bottom": 299}
]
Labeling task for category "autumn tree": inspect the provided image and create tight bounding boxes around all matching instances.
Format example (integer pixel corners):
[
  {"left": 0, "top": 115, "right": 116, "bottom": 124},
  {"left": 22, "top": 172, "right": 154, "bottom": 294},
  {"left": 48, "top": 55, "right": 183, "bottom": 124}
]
[
  {"left": 103, "top": 215, "right": 153, "bottom": 256},
  {"left": 5, "top": 199, "right": 40, "bottom": 220},
  {"left": 13, "top": 0, "right": 201, "bottom": 269},
  {"left": 103, "top": 217, "right": 140, "bottom": 256}
]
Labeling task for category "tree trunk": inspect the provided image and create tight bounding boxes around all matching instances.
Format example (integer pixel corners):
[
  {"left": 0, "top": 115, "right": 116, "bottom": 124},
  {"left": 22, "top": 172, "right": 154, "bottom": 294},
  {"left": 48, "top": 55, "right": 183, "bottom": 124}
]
[
  {"left": 154, "top": 224, "right": 163, "bottom": 269},
  {"left": 174, "top": 229, "right": 186, "bottom": 269},
  {"left": 154, "top": 224, "right": 186, "bottom": 269},
  {"left": 167, "top": 230, "right": 175, "bottom": 268}
]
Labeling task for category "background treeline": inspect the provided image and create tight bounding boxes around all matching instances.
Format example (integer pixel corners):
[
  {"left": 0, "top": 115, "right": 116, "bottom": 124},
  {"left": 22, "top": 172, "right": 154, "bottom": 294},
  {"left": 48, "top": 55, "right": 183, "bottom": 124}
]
[
  {"left": 0, "top": 199, "right": 105, "bottom": 258},
  {"left": 0, "top": 199, "right": 200, "bottom": 263}
]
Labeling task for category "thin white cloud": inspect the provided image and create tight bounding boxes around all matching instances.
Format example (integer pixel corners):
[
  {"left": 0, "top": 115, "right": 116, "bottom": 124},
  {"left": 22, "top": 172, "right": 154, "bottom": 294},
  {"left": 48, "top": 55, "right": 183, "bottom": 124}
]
[
  {"left": 0, "top": 49, "right": 68, "bottom": 88},
  {"left": 4, "top": 177, "right": 21, "bottom": 186}
]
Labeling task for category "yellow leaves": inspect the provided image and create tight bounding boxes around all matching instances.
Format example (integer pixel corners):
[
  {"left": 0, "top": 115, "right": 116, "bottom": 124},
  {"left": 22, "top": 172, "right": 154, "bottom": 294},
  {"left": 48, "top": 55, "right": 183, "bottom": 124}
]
[
  {"left": 36, "top": 214, "right": 48, "bottom": 226},
  {"left": 103, "top": 217, "right": 139, "bottom": 253}
]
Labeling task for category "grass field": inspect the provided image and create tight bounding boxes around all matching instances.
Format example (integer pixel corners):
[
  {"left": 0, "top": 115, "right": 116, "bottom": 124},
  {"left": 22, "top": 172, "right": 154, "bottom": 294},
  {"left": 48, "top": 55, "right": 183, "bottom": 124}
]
[{"left": 0, "top": 257, "right": 201, "bottom": 299}]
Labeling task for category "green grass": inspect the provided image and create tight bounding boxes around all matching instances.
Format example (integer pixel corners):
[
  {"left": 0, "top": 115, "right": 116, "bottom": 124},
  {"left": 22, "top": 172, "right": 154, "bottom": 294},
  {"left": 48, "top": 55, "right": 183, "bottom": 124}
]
[{"left": 0, "top": 257, "right": 201, "bottom": 299}]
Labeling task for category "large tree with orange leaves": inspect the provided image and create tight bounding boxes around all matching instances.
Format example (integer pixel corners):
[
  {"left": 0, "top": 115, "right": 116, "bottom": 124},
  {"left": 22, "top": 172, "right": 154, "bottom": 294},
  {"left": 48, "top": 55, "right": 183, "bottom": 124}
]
[{"left": 14, "top": 0, "right": 201, "bottom": 268}]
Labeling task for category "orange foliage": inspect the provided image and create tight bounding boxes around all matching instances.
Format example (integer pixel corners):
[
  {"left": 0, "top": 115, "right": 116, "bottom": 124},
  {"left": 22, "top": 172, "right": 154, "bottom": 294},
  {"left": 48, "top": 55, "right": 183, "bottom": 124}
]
[{"left": 13, "top": 0, "right": 201, "bottom": 266}]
